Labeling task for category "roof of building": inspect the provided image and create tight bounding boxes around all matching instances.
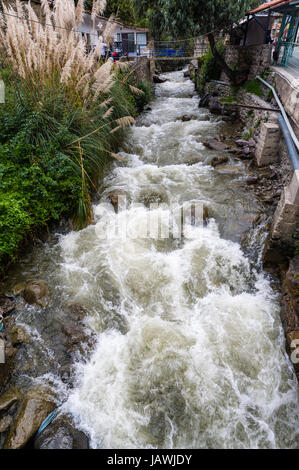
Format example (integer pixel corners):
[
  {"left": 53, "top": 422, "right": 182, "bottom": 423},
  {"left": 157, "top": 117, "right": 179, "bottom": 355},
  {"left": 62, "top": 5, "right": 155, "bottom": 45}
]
[
  {"left": 249, "top": 0, "right": 296, "bottom": 15},
  {"left": 94, "top": 15, "right": 149, "bottom": 32}
]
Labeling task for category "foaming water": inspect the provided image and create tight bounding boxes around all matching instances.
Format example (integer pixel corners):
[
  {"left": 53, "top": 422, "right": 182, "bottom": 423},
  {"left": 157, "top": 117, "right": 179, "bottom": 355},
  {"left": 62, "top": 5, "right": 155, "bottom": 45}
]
[{"left": 60, "top": 70, "right": 299, "bottom": 448}]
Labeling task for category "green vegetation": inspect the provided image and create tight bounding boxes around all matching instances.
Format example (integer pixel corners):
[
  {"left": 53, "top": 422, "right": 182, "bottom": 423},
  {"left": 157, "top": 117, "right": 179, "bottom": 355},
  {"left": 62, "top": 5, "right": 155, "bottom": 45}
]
[
  {"left": 0, "top": 1, "right": 152, "bottom": 273},
  {"left": 134, "top": 0, "right": 258, "bottom": 83},
  {"left": 197, "top": 43, "right": 224, "bottom": 94},
  {"left": 243, "top": 79, "right": 263, "bottom": 97}
]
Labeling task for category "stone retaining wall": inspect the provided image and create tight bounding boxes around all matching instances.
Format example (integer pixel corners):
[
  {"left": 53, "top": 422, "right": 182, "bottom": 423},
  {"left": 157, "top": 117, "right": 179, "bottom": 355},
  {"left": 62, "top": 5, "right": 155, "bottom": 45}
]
[{"left": 221, "top": 44, "right": 272, "bottom": 82}]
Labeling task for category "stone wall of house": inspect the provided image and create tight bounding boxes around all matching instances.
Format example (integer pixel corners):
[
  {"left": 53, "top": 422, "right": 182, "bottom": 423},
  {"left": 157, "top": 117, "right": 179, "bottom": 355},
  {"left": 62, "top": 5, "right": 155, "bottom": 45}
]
[{"left": 221, "top": 44, "right": 273, "bottom": 82}]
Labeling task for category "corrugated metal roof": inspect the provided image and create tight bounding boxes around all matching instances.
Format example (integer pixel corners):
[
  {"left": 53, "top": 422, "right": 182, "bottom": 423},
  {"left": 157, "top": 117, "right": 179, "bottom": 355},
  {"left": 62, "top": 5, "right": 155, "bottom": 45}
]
[{"left": 249, "top": 0, "right": 293, "bottom": 14}]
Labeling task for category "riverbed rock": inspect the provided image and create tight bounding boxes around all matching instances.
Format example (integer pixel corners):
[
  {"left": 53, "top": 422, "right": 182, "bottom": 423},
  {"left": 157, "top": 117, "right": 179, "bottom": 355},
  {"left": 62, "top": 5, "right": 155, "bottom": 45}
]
[
  {"left": 203, "top": 139, "right": 229, "bottom": 152},
  {"left": 215, "top": 165, "right": 243, "bottom": 175},
  {"left": 211, "top": 156, "right": 229, "bottom": 167},
  {"left": 0, "top": 344, "right": 17, "bottom": 388},
  {"left": 184, "top": 70, "right": 190, "bottom": 78},
  {"left": 0, "top": 387, "right": 21, "bottom": 413},
  {"left": 106, "top": 189, "right": 127, "bottom": 212},
  {"left": 34, "top": 413, "right": 89, "bottom": 449},
  {"left": 0, "top": 296, "right": 16, "bottom": 316},
  {"left": 199, "top": 93, "right": 211, "bottom": 108},
  {"left": 179, "top": 115, "right": 191, "bottom": 122},
  {"left": 246, "top": 176, "right": 259, "bottom": 185},
  {"left": 9, "top": 326, "right": 29, "bottom": 346},
  {"left": 208, "top": 97, "right": 223, "bottom": 115},
  {"left": 22, "top": 280, "right": 48, "bottom": 307},
  {"left": 0, "top": 415, "right": 12, "bottom": 433},
  {"left": 153, "top": 74, "right": 167, "bottom": 83},
  {"left": 4, "top": 387, "right": 56, "bottom": 449},
  {"left": 235, "top": 139, "right": 250, "bottom": 147}
]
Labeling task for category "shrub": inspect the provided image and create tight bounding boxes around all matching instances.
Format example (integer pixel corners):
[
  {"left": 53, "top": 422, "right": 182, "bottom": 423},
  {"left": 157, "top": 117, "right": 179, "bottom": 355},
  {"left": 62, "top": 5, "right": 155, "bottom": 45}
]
[{"left": 198, "top": 42, "right": 225, "bottom": 94}]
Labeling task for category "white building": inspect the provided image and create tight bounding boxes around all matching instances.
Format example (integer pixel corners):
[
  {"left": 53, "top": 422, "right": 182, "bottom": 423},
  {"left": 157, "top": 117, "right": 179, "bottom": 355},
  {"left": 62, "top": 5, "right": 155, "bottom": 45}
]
[{"left": 79, "top": 13, "right": 149, "bottom": 57}]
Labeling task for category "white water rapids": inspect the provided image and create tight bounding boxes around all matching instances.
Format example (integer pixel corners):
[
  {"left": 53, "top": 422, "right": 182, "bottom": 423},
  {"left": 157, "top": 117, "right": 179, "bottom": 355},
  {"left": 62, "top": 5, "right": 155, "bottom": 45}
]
[{"left": 56, "top": 71, "right": 299, "bottom": 449}]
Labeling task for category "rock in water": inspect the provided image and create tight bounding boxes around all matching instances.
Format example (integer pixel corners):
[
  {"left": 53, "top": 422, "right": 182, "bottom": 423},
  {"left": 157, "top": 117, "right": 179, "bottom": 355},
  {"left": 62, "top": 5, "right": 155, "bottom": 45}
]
[
  {"left": 208, "top": 97, "right": 223, "bottom": 115},
  {"left": 22, "top": 280, "right": 48, "bottom": 307},
  {"left": 0, "top": 296, "right": 16, "bottom": 316},
  {"left": 203, "top": 139, "right": 229, "bottom": 152},
  {"left": 153, "top": 74, "right": 167, "bottom": 84},
  {"left": 0, "top": 415, "right": 12, "bottom": 433},
  {"left": 9, "top": 326, "right": 29, "bottom": 346},
  {"left": 0, "top": 344, "right": 17, "bottom": 389},
  {"left": 199, "top": 93, "right": 211, "bottom": 108},
  {"left": 106, "top": 189, "right": 127, "bottom": 212},
  {"left": 4, "top": 387, "right": 56, "bottom": 449},
  {"left": 211, "top": 156, "right": 229, "bottom": 167},
  {"left": 0, "top": 387, "right": 21, "bottom": 413},
  {"left": 34, "top": 414, "right": 89, "bottom": 449}
]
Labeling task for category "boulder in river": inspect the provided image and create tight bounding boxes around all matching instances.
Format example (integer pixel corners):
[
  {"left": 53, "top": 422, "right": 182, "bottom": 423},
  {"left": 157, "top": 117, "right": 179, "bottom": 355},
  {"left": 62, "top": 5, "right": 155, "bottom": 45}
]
[
  {"left": 0, "top": 296, "right": 16, "bottom": 316},
  {"left": 0, "top": 344, "right": 17, "bottom": 389},
  {"left": 4, "top": 387, "right": 56, "bottom": 449},
  {"left": 22, "top": 280, "right": 48, "bottom": 307},
  {"left": 208, "top": 97, "right": 223, "bottom": 115},
  {"left": 153, "top": 74, "right": 167, "bottom": 84},
  {"left": 106, "top": 189, "right": 127, "bottom": 212},
  {"left": 9, "top": 325, "right": 29, "bottom": 346},
  {"left": 0, "top": 415, "right": 13, "bottom": 433},
  {"left": 179, "top": 115, "right": 192, "bottom": 122},
  {"left": 211, "top": 156, "right": 229, "bottom": 167},
  {"left": 203, "top": 139, "right": 229, "bottom": 152},
  {"left": 0, "top": 387, "right": 21, "bottom": 413},
  {"left": 34, "top": 413, "right": 89, "bottom": 449},
  {"left": 199, "top": 93, "right": 211, "bottom": 108}
]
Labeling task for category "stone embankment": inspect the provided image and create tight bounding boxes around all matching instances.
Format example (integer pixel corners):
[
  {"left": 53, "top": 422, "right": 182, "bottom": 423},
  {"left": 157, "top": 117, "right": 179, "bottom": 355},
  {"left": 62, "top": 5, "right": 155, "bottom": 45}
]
[{"left": 191, "top": 58, "right": 299, "bottom": 381}]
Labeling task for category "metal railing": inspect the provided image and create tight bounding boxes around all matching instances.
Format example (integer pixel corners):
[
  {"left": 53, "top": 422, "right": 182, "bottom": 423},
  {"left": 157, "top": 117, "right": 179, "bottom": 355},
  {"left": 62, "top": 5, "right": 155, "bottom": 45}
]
[
  {"left": 275, "top": 41, "right": 299, "bottom": 68},
  {"left": 257, "top": 76, "right": 299, "bottom": 170}
]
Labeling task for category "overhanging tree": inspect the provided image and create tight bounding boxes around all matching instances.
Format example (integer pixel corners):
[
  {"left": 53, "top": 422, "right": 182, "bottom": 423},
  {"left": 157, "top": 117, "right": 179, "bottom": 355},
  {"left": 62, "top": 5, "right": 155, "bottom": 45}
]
[{"left": 134, "top": 0, "right": 259, "bottom": 83}]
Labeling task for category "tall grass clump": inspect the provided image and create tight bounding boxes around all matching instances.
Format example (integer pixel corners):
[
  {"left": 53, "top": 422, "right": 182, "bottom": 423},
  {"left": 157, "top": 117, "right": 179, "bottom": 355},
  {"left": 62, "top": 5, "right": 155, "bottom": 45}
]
[{"left": 0, "top": 0, "right": 150, "bottom": 271}]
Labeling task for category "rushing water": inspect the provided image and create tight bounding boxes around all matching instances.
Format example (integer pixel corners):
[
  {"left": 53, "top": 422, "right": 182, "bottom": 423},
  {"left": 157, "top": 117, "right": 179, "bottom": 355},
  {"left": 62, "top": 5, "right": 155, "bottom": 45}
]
[{"left": 4, "top": 70, "right": 299, "bottom": 449}]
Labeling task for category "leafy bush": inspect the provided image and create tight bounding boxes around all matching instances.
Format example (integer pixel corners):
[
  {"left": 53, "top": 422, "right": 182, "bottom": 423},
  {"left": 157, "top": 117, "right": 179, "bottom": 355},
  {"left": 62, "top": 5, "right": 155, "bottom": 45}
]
[
  {"left": 197, "top": 43, "right": 225, "bottom": 94},
  {"left": 0, "top": 0, "right": 153, "bottom": 272}
]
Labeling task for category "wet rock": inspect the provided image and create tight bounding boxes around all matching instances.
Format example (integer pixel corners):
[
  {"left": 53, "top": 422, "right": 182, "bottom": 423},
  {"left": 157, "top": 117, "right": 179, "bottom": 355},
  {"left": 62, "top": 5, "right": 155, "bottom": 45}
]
[
  {"left": 208, "top": 97, "right": 223, "bottom": 115},
  {"left": 107, "top": 189, "right": 127, "bottom": 212},
  {"left": 0, "top": 387, "right": 21, "bottom": 413},
  {"left": 0, "top": 344, "right": 17, "bottom": 389},
  {"left": 184, "top": 70, "right": 190, "bottom": 78},
  {"left": 0, "top": 296, "right": 16, "bottom": 316},
  {"left": 203, "top": 139, "right": 229, "bottom": 152},
  {"left": 12, "top": 283, "right": 25, "bottom": 296},
  {"left": 153, "top": 74, "right": 167, "bottom": 84},
  {"left": 246, "top": 177, "right": 259, "bottom": 185},
  {"left": 0, "top": 415, "right": 13, "bottom": 433},
  {"left": 235, "top": 139, "right": 249, "bottom": 147},
  {"left": 4, "top": 387, "right": 56, "bottom": 449},
  {"left": 179, "top": 115, "right": 191, "bottom": 122},
  {"left": 64, "top": 303, "right": 89, "bottom": 322},
  {"left": 199, "top": 93, "right": 211, "bottom": 108},
  {"left": 215, "top": 165, "right": 243, "bottom": 175},
  {"left": 23, "top": 280, "right": 48, "bottom": 307},
  {"left": 243, "top": 146, "right": 250, "bottom": 155},
  {"left": 248, "top": 138, "right": 256, "bottom": 148},
  {"left": 9, "top": 326, "right": 29, "bottom": 346},
  {"left": 211, "top": 155, "right": 229, "bottom": 167},
  {"left": 34, "top": 413, "right": 89, "bottom": 449}
]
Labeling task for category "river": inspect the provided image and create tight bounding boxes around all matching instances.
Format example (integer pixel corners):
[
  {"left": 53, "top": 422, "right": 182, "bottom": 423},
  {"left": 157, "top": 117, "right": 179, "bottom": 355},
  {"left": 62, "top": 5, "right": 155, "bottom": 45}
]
[{"left": 4, "top": 70, "right": 299, "bottom": 449}]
